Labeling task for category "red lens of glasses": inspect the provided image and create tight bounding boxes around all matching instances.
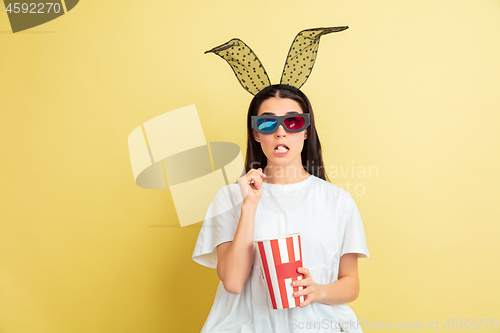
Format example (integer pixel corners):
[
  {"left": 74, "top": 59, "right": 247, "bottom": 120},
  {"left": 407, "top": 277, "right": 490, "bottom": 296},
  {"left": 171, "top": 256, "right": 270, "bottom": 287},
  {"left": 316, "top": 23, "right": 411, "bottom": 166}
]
[{"left": 283, "top": 116, "right": 306, "bottom": 131}]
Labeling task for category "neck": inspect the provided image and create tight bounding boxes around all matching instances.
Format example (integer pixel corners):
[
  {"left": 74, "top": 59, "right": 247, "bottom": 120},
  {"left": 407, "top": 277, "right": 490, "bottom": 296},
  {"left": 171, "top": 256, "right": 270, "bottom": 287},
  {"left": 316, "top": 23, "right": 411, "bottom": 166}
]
[{"left": 263, "top": 164, "right": 311, "bottom": 185}]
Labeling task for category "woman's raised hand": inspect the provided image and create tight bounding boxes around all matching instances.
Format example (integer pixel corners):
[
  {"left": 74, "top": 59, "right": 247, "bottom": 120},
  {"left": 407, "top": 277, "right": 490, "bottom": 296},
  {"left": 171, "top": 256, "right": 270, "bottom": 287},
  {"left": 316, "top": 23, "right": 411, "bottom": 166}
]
[{"left": 238, "top": 168, "right": 266, "bottom": 206}]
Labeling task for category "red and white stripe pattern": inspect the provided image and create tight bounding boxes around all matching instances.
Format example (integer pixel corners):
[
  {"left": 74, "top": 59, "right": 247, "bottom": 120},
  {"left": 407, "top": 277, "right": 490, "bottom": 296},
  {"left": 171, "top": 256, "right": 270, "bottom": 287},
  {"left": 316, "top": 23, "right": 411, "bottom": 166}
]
[{"left": 256, "top": 234, "right": 304, "bottom": 309}]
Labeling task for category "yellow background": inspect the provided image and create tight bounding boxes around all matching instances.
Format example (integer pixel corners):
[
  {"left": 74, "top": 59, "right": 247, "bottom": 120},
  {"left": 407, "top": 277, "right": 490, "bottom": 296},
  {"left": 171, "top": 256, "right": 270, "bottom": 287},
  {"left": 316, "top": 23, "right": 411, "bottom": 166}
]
[{"left": 1, "top": 0, "right": 499, "bottom": 332}]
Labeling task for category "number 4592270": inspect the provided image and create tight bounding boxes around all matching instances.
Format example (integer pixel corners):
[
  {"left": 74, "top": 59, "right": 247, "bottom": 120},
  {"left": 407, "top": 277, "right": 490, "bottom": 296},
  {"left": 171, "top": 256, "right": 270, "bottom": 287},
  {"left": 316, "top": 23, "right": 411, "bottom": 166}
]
[
  {"left": 444, "top": 319, "right": 498, "bottom": 329},
  {"left": 6, "top": 3, "right": 62, "bottom": 14}
]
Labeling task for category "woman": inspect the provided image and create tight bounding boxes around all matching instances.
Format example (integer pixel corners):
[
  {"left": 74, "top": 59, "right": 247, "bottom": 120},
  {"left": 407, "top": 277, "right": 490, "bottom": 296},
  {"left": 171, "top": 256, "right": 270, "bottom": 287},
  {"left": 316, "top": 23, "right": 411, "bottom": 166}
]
[{"left": 192, "top": 84, "right": 370, "bottom": 333}]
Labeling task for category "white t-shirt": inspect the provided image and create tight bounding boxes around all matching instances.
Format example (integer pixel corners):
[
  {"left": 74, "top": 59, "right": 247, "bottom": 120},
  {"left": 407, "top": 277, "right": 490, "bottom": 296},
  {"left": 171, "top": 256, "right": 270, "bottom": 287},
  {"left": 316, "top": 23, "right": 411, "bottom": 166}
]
[{"left": 192, "top": 174, "right": 370, "bottom": 333}]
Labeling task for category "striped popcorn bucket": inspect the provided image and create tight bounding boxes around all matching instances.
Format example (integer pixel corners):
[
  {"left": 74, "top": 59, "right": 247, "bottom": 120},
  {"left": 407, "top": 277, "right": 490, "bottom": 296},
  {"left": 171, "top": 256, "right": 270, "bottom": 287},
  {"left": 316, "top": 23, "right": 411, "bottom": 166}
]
[{"left": 254, "top": 233, "right": 305, "bottom": 309}]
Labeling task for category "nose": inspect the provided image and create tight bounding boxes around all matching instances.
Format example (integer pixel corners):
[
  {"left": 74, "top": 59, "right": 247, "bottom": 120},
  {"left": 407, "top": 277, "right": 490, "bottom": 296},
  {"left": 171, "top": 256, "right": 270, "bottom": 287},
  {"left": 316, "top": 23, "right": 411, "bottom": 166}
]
[{"left": 275, "top": 124, "right": 287, "bottom": 137}]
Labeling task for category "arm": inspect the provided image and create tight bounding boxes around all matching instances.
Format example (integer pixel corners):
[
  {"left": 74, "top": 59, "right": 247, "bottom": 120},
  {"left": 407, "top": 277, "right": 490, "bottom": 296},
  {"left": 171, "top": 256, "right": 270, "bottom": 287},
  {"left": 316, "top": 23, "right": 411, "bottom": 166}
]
[
  {"left": 316, "top": 253, "right": 360, "bottom": 305},
  {"left": 216, "top": 202, "right": 257, "bottom": 294},
  {"left": 296, "top": 194, "right": 369, "bottom": 306},
  {"left": 293, "top": 253, "right": 360, "bottom": 307}
]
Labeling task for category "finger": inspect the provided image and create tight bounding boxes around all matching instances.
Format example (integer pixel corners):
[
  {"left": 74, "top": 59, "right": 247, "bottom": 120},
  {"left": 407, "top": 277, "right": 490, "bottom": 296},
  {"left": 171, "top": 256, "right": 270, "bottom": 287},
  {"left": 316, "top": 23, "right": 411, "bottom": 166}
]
[
  {"left": 253, "top": 172, "right": 264, "bottom": 187},
  {"left": 297, "top": 267, "right": 310, "bottom": 276},
  {"left": 292, "top": 279, "right": 307, "bottom": 287},
  {"left": 247, "top": 173, "right": 261, "bottom": 186},
  {"left": 299, "top": 296, "right": 313, "bottom": 308},
  {"left": 249, "top": 175, "right": 262, "bottom": 190},
  {"left": 294, "top": 285, "right": 314, "bottom": 297},
  {"left": 297, "top": 274, "right": 312, "bottom": 285},
  {"left": 303, "top": 286, "right": 314, "bottom": 295},
  {"left": 254, "top": 168, "right": 266, "bottom": 179},
  {"left": 293, "top": 286, "right": 313, "bottom": 298}
]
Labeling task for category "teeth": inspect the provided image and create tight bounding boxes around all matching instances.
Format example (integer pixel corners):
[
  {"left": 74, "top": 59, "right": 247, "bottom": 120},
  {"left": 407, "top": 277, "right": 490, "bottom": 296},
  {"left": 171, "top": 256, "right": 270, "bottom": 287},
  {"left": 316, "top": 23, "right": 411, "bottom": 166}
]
[{"left": 275, "top": 146, "right": 288, "bottom": 152}]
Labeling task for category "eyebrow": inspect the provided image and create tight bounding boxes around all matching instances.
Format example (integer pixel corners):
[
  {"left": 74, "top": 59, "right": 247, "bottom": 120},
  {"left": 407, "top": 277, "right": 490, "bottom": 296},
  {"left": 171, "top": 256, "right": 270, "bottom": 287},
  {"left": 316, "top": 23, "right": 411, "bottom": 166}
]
[{"left": 260, "top": 111, "right": 301, "bottom": 116}]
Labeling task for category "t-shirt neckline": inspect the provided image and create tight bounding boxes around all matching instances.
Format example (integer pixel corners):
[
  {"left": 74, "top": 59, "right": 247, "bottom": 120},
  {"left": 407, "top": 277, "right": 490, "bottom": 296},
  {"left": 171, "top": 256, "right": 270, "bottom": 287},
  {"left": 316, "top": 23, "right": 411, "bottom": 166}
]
[{"left": 261, "top": 174, "right": 314, "bottom": 191}]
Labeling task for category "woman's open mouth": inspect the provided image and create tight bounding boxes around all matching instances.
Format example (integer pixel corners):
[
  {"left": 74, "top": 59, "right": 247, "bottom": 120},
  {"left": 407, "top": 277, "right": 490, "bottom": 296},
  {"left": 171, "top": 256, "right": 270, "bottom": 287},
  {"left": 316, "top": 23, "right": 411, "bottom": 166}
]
[{"left": 273, "top": 144, "right": 289, "bottom": 156}]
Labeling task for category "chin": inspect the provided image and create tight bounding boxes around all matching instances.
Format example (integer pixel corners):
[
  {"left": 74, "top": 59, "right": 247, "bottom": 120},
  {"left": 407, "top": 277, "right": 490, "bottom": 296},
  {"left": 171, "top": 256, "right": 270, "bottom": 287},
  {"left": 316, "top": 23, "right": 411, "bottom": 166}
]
[
  {"left": 267, "top": 152, "right": 294, "bottom": 166},
  {"left": 270, "top": 160, "right": 289, "bottom": 167}
]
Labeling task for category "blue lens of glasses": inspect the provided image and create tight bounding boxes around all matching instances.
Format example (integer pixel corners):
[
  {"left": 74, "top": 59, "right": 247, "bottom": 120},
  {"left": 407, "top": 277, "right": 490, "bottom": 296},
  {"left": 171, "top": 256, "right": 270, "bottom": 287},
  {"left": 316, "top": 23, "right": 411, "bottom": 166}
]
[{"left": 257, "top": 118, "right": 278, "bottom": 132}]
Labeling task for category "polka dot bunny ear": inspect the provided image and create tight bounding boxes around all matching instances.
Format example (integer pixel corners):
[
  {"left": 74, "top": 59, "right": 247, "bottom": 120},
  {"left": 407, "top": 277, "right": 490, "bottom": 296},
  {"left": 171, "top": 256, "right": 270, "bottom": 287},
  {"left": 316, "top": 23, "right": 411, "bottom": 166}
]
[
  {"left": 205, "top": 38, "right": 272, "bottom": 95},
  {"left": 205, "top": 26, "right": 348, "bottom": 95},
  {"left": 280, "top": 26, "right": 349, "bottom": 89}
]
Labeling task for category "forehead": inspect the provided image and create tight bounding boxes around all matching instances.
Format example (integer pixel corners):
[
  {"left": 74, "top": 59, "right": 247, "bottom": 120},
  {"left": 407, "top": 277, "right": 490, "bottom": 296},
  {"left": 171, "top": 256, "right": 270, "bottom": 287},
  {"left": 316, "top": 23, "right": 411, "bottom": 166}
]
[{"left": 257, "top": 97, "right": 304, "bottom": 116}]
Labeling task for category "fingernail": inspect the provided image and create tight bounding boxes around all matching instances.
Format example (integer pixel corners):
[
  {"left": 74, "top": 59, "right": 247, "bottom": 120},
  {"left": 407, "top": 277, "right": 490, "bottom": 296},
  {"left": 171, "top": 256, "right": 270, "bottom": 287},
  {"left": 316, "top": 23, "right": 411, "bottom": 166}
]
[
  {"left": 294, "top": 292, "right": 298, "bottom": 296},
  {"left": 292, "top": 282, "right": 297, "bottom": 286}
]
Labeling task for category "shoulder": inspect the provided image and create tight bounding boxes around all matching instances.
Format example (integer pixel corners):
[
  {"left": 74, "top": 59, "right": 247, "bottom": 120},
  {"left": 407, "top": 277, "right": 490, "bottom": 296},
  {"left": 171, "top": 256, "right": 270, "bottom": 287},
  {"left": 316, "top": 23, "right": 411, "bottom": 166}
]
[
  {"left": 308, "top": 175, "right": 354, "bottom": 207},
  {"left": 204, "top": 183, "right": 242, "bottom": 220},
  {"left": 220, "top": 182, "right": 242, "bottom": 201},
  {"left": 213, "top": 182, "right": 238, "bottom": 196},
  {"left": 212, "top": 183, "right": 243, "bottom": 209}
]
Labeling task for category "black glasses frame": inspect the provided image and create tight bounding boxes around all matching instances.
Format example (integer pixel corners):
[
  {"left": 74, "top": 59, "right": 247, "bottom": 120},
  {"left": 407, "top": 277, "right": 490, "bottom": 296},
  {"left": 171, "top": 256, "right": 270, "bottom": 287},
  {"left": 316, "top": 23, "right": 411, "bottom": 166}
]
[{"left": 251, "top": 114, "right": 310, "bottom": 134}]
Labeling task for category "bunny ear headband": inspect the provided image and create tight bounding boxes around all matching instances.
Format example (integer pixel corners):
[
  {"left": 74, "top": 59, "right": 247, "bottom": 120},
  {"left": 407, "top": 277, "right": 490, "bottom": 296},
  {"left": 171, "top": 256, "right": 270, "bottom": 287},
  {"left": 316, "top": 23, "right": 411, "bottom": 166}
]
[{"left": 205, "top": 26, "right": 348, "bottom": 95}]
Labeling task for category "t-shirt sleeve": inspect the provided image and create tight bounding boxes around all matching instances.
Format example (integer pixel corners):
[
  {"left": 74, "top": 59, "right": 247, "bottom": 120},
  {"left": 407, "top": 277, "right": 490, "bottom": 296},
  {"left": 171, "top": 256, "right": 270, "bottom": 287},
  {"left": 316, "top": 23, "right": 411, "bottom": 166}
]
[
  {"left": 192, "top": 185, "right": 241, "bottom": 268},
  {"left": 340, "top": 193, "right": 370, "bottom": 259}
]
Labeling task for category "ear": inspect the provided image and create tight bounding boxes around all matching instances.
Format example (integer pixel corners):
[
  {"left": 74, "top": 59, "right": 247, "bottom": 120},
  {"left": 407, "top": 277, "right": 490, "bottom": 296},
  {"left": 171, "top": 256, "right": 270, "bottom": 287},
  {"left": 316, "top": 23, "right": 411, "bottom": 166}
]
[
  {"left": 252, "top": 129, "right": 260, "bottom": 142},
  {"left": 305, "top": 130, "right": 309, "bottom": 140}
]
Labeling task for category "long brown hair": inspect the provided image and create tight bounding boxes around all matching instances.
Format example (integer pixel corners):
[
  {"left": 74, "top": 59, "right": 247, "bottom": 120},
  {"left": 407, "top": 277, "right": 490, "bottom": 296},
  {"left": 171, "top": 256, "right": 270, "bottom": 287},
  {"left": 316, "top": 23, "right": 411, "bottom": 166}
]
[{"left": 244, "top": 84, "right": 330, "bottom": 182}]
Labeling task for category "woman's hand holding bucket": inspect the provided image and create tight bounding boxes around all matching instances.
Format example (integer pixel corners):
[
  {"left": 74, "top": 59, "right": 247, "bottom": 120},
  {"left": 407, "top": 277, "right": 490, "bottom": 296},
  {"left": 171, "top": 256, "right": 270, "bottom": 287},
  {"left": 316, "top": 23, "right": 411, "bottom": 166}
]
[{"left": 292, "top": 267, "right": 321, "bottom": 308}]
